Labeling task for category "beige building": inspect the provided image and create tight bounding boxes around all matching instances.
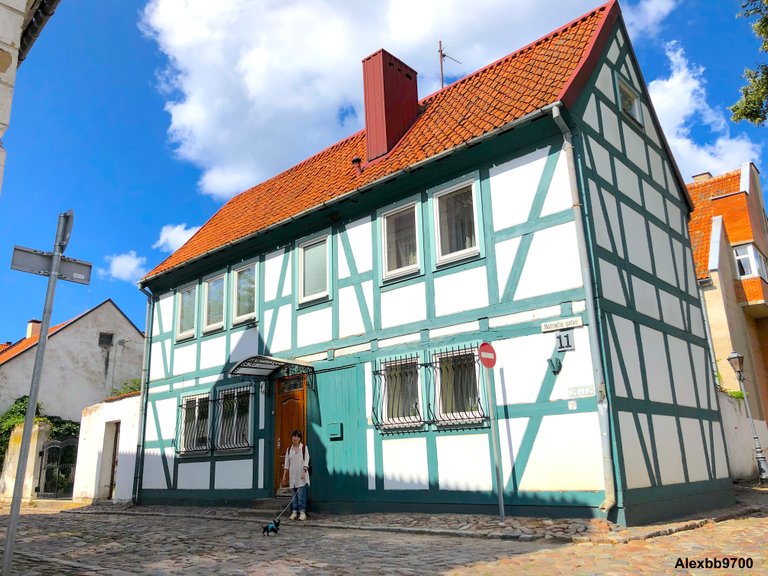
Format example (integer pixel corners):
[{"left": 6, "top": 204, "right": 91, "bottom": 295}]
[{"left": 0, "top": 0, "right": 60, "bottom": 193}]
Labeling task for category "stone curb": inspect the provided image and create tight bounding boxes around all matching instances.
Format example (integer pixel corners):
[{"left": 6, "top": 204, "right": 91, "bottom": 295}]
[{"left": 62, "top": 503, "right": 762, "bottom": 544}]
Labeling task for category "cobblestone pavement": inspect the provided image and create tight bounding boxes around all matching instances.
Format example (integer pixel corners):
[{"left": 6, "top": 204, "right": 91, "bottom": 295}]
[{"left": 0, "top": 484, "right": 764, "bottom": 574}]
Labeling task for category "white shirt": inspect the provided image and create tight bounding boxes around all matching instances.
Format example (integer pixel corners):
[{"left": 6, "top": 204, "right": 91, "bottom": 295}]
[{"left": 284, "top": 442, "right": 310, "bottom": 488}]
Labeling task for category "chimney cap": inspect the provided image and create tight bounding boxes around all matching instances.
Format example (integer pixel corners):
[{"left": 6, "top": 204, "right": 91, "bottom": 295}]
[{"left": 692, "top": 172, "right": 713, "bottom": 182}]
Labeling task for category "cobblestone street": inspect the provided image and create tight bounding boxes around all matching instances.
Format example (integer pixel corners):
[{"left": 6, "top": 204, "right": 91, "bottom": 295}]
[{"left": 0, "top": 485, "right": 765, "bottom": 574}]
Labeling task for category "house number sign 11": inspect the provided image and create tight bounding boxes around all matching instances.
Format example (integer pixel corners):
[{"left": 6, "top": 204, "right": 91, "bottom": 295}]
[{"left": 556, "top": 329, "right": 575, "bottom": 352}]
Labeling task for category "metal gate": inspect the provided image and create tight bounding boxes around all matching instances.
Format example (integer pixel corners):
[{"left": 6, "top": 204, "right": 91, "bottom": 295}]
[{"left": 36, "top": 438, "right": 78, "bottom": 499}]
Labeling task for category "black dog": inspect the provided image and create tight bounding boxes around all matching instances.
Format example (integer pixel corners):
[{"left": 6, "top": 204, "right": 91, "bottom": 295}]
[{"left": 262, "top": 519, "right": 280, "bottom": 536}]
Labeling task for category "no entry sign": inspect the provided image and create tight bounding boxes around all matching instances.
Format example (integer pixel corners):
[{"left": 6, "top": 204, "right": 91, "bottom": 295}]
[{"left": 478, "top": 342, "right": 497, "bottom": 369}]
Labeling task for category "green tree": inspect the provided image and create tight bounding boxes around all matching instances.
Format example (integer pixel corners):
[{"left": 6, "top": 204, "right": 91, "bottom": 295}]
[
  {"left": 732, "top": 1, "right": 768, "bottom": 124},
  {"left": 111, "top": 378, "right": 142, "bottom": 397}
]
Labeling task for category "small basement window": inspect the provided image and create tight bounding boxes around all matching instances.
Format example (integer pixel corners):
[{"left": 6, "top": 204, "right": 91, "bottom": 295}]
[{"left": 618, "top": 79, "right": 642, "bottom": 125}]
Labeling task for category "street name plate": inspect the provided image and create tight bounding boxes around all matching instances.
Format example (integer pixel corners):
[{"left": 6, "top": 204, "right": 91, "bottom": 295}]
[
  {"left": 11, "top": 246, "right": 92, "bottom": 285},
  {"left": 541, "top": 316, "right": 583, "bottom": 333}
]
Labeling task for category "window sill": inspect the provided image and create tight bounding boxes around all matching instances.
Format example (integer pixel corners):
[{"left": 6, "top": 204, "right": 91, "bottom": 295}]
[
  {"left": 434, "top": 415, "right": 488, "bottom": 428},
  {"left": 175, "top": 332, "right": 196, "bottom": 343},
  {"left": 202, "top": 325, "right": 225, "bottom": 336},
  {"left": 435, "top": 249, "right": 481, "bottom": 270},
  {"left": 178, "top": 449, "right": 211, "bottom": 458},
  {"left": 297, "top": 294, "right": 331, "bottom": 310},
  {"left": 214, "top": 446, "right": 254, "bottom": 457},
  {"left": 232, "top": 316, "right": 257, "bottom": 328}
]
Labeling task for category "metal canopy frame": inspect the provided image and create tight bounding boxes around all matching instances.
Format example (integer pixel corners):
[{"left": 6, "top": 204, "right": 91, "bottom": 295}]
[{"left": 229, "top": 355, "right": 315, "bottom": 393}]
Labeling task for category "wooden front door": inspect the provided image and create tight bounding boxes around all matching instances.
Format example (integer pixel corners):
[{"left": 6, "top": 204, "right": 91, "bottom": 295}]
[{"left": 274, "top": 374, "right": 306, "bottom": 492}]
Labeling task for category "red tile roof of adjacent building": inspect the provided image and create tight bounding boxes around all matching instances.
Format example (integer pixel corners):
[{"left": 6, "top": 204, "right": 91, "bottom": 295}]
[
  {"left": 143, "top": 1, "right": 620, "bottom": 283},
  {"left": 0, "top": 320, "right": 75, "bottom": 366},
  {"left": 687, "top": 170, "right": 741, "bottom": 280}
]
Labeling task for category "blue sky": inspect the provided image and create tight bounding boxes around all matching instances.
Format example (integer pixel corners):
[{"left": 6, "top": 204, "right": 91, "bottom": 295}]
[{"left": 0, "top": 0, "right": 764, "bottom": 339}]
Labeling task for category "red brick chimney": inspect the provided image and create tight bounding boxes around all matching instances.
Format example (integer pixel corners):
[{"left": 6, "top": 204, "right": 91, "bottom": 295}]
[
  {"left": 362, "top": 49, "right": 418, "bottom": 161},
  {"left": 26, "top": 319, "right": 41, "bottom": 339}
]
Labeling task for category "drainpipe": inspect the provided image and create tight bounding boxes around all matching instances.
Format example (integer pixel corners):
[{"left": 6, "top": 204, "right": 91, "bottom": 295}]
[
  {"left": 552, "top": 104, "right": 616, "bottom": 515},
  {"left": 132, "top": 286, "right": 155, "bottom": 504}
]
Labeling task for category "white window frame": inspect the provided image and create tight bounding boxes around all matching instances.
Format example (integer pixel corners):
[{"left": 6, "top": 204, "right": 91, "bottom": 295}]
[
  {"left": 180, "top": 393, "right": 210, "bottom": 453},
  {"left": 617, "top": 77, "right": 643, "bottom": 126},
  {"left": 434, "top": 350, "right": 483, "bottom": 423},
  {"left": 176, "top": 284, "right": 197, "bottom": 340},
  {"left": 380, "top": 358, "right": 423, "bottom": 428},
  {"left": 203, "top": 273, "right": 226, "bottom": 332},
  {"left": 734, "top": 244, "right": 768, "bottom": 282},
  {"left": 216, "top": 385, "right": 253, "bottom": 450},
  {"left": 298, "top": 234, "right": 330, "bottom": 304},
  {"left": 432, "top": 179, "right": 481, "bottom": 266},
  {"left": 232, "top": 263, "right": 257, "bottom": 324},
  {"left": 381, "top": 201, "right": 421, "bottom": 280}
]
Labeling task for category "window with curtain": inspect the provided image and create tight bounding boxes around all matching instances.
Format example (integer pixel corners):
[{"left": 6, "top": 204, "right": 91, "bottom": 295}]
[
  {"left": 217, "top": 386, "right": 252, "bottom": 450},
  {"left": 233, "top": 264, "right": 256, "bottom": 323},
  {"left": 436, "top": 185, "right": 476, "bottom": 263},
  {"left": 204, "top": 275, "right": 224, "bottom": 330},
  {"left": 383, "top": 359, "right": 421, "bottom": 423},
  {"left": 300, "top": 237, "right": 328, "bottom": 302},
  {"left": 181, "top": 394, "right": 210, "bottom": 452},
  {"left": 437, "top": 351, "right": 480, "bottom": 416},
  {"left": 177, "top": 285, "right": 196, "bottom": 339},
  {"left": 383, "top": 204, "right": 418, "bottom": 278}
]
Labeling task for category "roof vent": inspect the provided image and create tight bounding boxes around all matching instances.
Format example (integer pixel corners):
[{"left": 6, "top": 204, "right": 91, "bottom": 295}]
[
  {"left": 692, "top": 172, "right": 713, "bottom": 182},
  {"left": 362, "top": 49, "right": 418, "bottom": 161}
]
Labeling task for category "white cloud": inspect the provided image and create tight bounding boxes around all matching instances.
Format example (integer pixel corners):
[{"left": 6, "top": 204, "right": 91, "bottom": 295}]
[
  {"left": 648, "top": 42, "right": 761, "bottom": 181},
  {"left": 623, "top": 0, "right": 679, "bottom": 38},
  {"left": 153, "top": 223, "right": 201, "bottom": 253},
  {"left": 141, "top": 0, "right": 623, "bottom": 201},
  {"left": 98, "top": 251, "right": 148, "bottom": 284}
]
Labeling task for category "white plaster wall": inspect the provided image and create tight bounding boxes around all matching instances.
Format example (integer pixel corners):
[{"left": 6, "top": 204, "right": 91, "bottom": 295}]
[
  {"left": 621, "top": 204, "right": 652, "bottom": 273},
  {"left": 667, "top": 336, "right": 697, "bottom": 407},
  {"left": 493, "top": 334, "right": 550, "bottom": 405},
  {"left": 436, "top": 434, "right": 492, "bottom": 491},
  {"left": 264, "top": 250, "right": 290, "bottom": 302},
  {"left": 142, "top": 448, "right": 174, "bottom": 489},
  {"left": 680, "top": 417, "right": 710, "bottom": 483},
  {"left": 149, "top": 341, "right": 167, "bottom": 382},
  {"left": 382, "top": 437, "right": 428, "bottom": 490},
  {"left": 0, "top": 301, "right": 144, "bottom": 422},
  {"left": 434, "top": 266, "right": 488, "bottom": 316},
  {"left": 618, "top": 411, "right": 653, "bottom": 489},
  {"left": 339, "top": 286, "right": 365, "bottom": 338},
  {"left": 347, "top": 216, "right": 373, "bottom": 273},
  {"left": 498, "top": 417, "right": 528, "bottom": 490},
  {"left": 367, "top": 428, "right": 376, "bottom": 490},
  {"left": 489, "top": 146, "right": 550, "bottom": 231},
  {"left": 515, "top": 222, "right": 583, "bottom": 300},
  {"left": 215, "top": 460, "right": 252, "bottom": 489},
  {"left": 539, "top": 151, "right": 571, "bottom": 217},
  {"left": 73, "top": 395, "right": 141, "bottom": 503},
  {"left": 147, "top": 398, "right": 178, "bottom": 441},
  {"left": 652, "top": 415, "right": 686, "bottom": 485},
  {"left": 649, "top": 222, "right": 676, "bottom": 286},
  {"left": 519, "top": 412, "right": 604, "bottom": 491},
  {"left": 608, "top": 314, "right": 644, "bottom": 400},
  {"left": 719, "top": 393, "right": 768, "bottom": 480},
  {"left": 199, "top": 334, "right": 226, "bottom": 370},
  {"left": 614, "top": 158, "right": 642, "bottom": 204},
  {"left": 599, "top": 259, "right": 627, "bottom": 306},
  {"left": 494, "top": 236, "right": 521, "bottom": 297},
  {"left": 177, "top": 462, "right": 210, "bottom": 489},
  {"left": 268, "top": 304, "right": 292, "bottom": 353},
  {"left": 173, "top": 343, "right": 197, "bottom": 375},
  {"left": 590, "top": 181, "right": 625, "bottom": 258},
  {"left": 297, "top": 307, "right": 332, "bottom": 347},
  {"left": 549, "top": 327, "right": 595, "bottom": 400},
  {"left": 154, "top": 293, "right": 174, "bottom": 336},
  {"left": 632, "top": 277, "right": 659, "bottom": 319},
  {"left": 640, "top": 326, "right": 672, "bottom": 404},
  {"left": 230, "top": 327, "right": 261, "bottom": 364},
  {"left": 381, "top": 283, "right": 426, "bottom": 329}
]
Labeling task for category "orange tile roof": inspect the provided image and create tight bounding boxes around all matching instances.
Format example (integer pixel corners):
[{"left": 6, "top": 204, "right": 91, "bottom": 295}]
[
  {"left": 687, "top": 170, "right": 741, "bottom": 279},
  {"left": 143, "top": 1, "right": 619, "bottom": 283},
  {"left": 0, "top": 320, "right": 77, "bottom": 367}
]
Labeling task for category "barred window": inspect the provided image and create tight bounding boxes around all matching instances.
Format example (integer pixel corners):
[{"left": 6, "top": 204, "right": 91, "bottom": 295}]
[
  {"left": 181, "top": 394, "right": 210, "bottom": 452},
  {"left": 372, "top": 357, "right": 423, "bottom": 430},
  {"left": 216, "top": 386, "right": 252, "bottom": 450},
  {"left": 435, "top": 351, "right": 482, "bottom": 421}
]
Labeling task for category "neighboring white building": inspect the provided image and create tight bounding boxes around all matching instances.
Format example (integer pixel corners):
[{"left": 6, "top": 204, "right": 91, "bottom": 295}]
[
  {"left": 0, "top": 299, "right": 144, "bottom": 422},
  {"left": 73, "top": 392, "right": 140, "bottom": 504}
]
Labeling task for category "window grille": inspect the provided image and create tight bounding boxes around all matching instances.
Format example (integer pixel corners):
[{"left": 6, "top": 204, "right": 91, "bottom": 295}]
[
  {"left": 214, "top": 385, "right": 254, "bottom": 450},
  {"left": 425, "top": 345, "right": 487, "bottom": 427},
  {"left": 179, "top": 394, "right": 211, "bottom": 453},
  {"left": 372, "top": 355, "right": 423, "bottom": 432}
]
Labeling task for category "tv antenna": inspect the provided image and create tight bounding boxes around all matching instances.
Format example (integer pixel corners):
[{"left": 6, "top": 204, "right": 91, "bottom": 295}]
[{"left": 438, "top": 40, "right": 461, "bottom": 89}]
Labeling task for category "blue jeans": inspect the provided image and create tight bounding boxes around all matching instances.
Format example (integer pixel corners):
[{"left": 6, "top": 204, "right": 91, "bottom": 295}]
[{"left": 291, "top": 484, "right": 307, "bottom": 512}]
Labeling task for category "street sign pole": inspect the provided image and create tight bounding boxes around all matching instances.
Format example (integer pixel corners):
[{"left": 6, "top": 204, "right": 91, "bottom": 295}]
[
  {"left": 2, "top": 210, "right": 83, "bottom": 576},
  {"left": 479, "top": 342, "right": 504, "bottom": 521}
]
